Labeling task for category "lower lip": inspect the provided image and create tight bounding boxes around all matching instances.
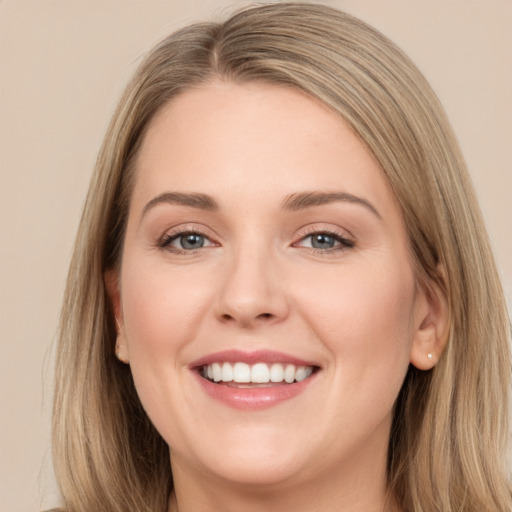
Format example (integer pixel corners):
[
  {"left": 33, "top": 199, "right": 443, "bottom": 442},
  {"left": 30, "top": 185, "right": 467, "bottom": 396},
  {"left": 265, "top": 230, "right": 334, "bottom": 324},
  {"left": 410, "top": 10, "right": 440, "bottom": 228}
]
[{"left": 193, "top": 371, "right": 318, "bottom": 410}]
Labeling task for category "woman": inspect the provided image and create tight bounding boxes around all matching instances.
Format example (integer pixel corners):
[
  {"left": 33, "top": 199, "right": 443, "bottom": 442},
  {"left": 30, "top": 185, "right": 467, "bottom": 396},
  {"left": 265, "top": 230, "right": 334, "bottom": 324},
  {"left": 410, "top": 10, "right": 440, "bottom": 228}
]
[{"left": 52, "top": 3, "right": 511, "bottom": 511}]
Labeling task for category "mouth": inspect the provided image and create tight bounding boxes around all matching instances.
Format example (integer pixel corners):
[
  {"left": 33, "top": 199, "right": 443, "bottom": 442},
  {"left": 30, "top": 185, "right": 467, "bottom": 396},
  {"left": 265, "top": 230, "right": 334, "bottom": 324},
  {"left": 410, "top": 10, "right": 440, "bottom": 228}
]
[
  {"left": 199, "top": 362, "right": 318, "bottom": 387},
  {"left": 190, "top": 350, "right": 320, "bottom": 409}
]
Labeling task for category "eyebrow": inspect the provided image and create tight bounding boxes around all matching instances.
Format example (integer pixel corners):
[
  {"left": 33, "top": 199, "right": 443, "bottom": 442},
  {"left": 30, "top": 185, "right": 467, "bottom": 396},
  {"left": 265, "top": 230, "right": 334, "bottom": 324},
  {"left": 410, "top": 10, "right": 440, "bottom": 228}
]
[
  {"left": 281, "top": 191, "right": 381, "bottom": 218},
  {"left": 140, "top": 190, "right": 381, "bottom": 220},
  {"left": 141, "top": 192, "right": 219, "bottom": 219}
]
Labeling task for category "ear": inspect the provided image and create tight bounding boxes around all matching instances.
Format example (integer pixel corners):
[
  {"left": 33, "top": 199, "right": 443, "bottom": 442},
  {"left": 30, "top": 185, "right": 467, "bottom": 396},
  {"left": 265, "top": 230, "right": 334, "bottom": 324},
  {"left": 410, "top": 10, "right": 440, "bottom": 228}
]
[
  {"left": 409, "top": 273, "right": 449, "bottom": 370},
  {"left": 104, "top": 269, "right": 129, "bottom": 364}
]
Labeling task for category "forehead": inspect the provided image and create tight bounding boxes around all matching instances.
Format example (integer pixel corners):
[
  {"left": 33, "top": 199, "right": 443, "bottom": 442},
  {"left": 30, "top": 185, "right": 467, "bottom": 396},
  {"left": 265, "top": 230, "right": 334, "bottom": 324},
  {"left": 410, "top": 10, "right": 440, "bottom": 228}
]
[{"left": 131, "top": 80, "right": 397, "bottom": 216}]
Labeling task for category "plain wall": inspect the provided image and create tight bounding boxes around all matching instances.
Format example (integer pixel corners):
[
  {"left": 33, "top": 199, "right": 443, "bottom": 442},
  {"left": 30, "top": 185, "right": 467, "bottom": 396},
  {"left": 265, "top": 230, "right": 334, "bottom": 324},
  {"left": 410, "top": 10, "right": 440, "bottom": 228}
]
[{"left": 0, "top": 1, "right": 510, "bottom": 510}]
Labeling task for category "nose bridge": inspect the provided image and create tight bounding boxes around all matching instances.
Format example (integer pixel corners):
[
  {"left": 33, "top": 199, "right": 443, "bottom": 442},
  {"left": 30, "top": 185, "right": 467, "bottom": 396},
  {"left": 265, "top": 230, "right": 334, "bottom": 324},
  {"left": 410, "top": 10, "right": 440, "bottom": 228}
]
[{"left": 215, "top": 234, "right": 288, "bottom": 326}]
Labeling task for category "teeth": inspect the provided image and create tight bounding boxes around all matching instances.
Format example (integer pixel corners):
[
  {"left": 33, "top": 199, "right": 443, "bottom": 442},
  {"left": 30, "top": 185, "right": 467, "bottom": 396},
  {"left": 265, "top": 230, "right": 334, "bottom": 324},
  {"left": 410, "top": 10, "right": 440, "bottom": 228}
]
[
  {"left": 295, "top": 366, "right": 311, "bottom": 382},
  {"left": 233, "top": 362, "right": 251, "bottom": 383},
  {"left": 202, "top": 362, "right": 314, "bottom": 384},
  {"left": 221, "top": 362, "right": 233, "bottom": 382},
  {"left": 251, "top": 363, "right": 270, "bottom": 383},
  {"left": 212, "top": 362, "right": 222, "bottom": 382},
  {"left": 269, "top": 363, "right": 284, "bottom": 382},
  {"left": 284, "top": 364, "right": 295, "bottom": 383}
]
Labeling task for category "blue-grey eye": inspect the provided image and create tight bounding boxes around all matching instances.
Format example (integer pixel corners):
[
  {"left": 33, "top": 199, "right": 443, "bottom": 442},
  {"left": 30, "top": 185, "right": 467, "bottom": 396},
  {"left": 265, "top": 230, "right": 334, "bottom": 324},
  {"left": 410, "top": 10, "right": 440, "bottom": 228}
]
[
  {"left": 179, "top": 233, "right": 205, "bottom": 249},
  {"left": 296, "top": 231, "right": 354, "bottom": 252},
  {"left": 159, "top": 230, "right": 216, "bottom": 252},
  {"left": 310, "top": 233, "right": 336, "bottom": 249}
]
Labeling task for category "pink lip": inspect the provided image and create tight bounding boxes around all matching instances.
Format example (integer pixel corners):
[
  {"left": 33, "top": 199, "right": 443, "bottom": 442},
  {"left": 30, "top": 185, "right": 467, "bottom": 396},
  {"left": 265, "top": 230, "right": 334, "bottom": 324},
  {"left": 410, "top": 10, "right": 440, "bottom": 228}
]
[{"left": 189, "top": 350, "right": 320, "bottom": 411}]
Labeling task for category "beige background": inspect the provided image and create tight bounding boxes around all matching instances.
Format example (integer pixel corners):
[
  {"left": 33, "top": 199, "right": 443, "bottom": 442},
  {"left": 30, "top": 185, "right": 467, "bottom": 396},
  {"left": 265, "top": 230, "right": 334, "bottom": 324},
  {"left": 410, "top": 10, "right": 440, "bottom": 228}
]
[{"left": 0, "top": 1, "right": 510, "bottom": 510}]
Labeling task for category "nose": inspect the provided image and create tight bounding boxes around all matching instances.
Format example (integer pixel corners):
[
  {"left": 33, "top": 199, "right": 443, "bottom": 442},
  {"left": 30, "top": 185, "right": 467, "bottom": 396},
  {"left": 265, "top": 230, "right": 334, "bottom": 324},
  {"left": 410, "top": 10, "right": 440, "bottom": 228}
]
[{"left": 214, "top": 248, "right": 290, "bottom": 328}]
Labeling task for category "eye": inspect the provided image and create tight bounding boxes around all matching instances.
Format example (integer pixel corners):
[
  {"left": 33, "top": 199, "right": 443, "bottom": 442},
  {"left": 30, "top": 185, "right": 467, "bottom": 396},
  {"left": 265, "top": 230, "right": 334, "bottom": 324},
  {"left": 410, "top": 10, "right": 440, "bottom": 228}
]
[
  {"left": 177, "top": 233, "right": 206, "bottom": 250},
  {"left": 159, "top": 231, "right": 216, "bottom": 252},
  {"left": 295, "top": 231, "right": 354, "bottom": 252},
  {"left": 307, "top": 233, "right": 338, "bottom": 249}
]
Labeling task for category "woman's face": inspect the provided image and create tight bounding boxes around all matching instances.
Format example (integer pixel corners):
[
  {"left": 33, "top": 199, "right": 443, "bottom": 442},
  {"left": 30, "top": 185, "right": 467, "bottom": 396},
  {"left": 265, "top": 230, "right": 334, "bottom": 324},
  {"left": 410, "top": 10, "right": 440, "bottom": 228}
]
[{"left": 111, "top": 81, "right": 437, "bottom": 490}]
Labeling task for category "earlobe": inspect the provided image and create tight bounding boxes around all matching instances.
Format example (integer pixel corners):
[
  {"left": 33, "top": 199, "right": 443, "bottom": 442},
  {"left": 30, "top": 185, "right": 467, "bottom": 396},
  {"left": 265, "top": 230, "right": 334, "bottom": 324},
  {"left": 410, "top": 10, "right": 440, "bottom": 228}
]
[
  {"left": 114, "top": 340, "right": 130, "bottom": 365},
  {"left": 409, "top": 275, "right": 449, "bottom": 371},
  {"left": 104, "top": 269, "right": 130, "bottom": 364}
]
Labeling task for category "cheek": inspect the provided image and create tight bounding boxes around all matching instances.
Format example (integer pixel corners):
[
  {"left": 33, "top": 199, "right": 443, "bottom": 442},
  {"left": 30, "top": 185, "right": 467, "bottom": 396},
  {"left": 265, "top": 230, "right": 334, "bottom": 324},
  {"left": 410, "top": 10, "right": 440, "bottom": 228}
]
[
  {"left": 297, "top": 261, "right": 416, "bottom": 393},
  {"left": 120, "top": 256, "right": 215, "bottom": 362},
  {"left": 118, "top": 258, "right": 218, "bottom": 442}
]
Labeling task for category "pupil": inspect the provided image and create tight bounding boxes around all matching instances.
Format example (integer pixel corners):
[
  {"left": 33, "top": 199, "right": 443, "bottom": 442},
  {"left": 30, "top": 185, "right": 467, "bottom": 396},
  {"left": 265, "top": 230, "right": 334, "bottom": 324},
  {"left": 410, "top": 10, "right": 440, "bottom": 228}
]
[
  {"left": 181, "top": 234, "right": 204, "bottom": 249},
  {"left": 312, "top": 234, "right": 334, "bottom": 249}
]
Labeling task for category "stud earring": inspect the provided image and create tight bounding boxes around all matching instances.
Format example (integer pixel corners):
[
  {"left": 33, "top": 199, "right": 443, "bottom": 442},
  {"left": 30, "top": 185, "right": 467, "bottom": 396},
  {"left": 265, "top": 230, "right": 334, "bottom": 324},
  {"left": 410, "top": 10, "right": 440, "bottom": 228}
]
[{"left": 427, "top": 353, "right": 434, "bottom": 361}]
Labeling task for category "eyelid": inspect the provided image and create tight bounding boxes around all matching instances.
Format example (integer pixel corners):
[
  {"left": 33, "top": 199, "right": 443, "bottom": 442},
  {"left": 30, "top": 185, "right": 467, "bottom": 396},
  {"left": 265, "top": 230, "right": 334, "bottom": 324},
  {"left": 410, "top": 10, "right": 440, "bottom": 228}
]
[
  {"left": 294, "top": 224, "right": 354, "bottom": 240},
  {"left": 154, "top": 223, "right": 355, "bottom": 255},
  {"left": 157, "top": 224, "right": 220, "bottom": 252},
  {"left": 292, "top": 225, "right": 355, "bottom": 252}
]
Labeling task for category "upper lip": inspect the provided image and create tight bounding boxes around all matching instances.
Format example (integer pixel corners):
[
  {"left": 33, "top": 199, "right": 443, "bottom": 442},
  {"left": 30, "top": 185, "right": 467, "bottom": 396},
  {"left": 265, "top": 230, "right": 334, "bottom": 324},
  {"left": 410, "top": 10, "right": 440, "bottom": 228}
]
[{"left": 189, "top": 349, "right": 320, "bottom": 369}]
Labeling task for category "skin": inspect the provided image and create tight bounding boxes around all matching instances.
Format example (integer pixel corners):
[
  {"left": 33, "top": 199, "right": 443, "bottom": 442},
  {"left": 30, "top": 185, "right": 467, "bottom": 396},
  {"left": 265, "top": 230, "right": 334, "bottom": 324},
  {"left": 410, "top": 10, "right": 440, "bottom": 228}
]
[{"left": 108, "top": 81, "right": 446, "bottom": 512}]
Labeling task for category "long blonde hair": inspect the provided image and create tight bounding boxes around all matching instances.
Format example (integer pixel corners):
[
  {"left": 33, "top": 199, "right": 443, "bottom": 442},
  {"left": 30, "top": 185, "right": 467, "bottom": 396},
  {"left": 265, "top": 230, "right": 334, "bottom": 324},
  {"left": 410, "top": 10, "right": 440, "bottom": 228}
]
[{"left": 53, "top": 3, "right": 511, "bottom": 511}]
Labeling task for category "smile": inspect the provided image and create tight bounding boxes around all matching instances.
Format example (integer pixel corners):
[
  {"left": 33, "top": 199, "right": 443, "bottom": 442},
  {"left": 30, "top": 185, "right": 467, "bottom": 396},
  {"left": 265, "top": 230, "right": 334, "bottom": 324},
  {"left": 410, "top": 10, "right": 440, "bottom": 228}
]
[
  {"left": 201, "top": 362, "right": 315, "bottom": 386},
  {"left": 191, "top": 350, "right": 321, "bottom": 409}
]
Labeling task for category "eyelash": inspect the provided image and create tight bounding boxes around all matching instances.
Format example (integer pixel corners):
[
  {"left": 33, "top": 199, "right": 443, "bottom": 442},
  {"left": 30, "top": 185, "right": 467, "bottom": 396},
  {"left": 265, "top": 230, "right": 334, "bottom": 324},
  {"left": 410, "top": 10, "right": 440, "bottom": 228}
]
[
  {"left": 157, "top": 228, "right": 355, "bottom": 255},
  {"left": 158, "top": 229, "right": 215, "bottom": 254},
  {"left": 293, "top": 229, "right": 355, "bottom": 255}
]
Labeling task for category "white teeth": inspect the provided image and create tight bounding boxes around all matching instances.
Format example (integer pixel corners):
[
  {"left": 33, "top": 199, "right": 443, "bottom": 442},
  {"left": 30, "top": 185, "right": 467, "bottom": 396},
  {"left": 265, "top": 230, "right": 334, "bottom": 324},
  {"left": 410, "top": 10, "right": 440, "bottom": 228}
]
[
  {"left": 269, "top": 363, "right": 284, "bottom": 382},
  {"left": 284, "top": 364, "right": 295, "bottom": 383},
  {"left": 233, "top": 362, "right": 251, "bottom": 383},
  {"left": 221, "top": 362, "right": 233, "bottom": 382},
  {"left": 202, "top": 362, "right": 315, "bottom": 384},
  {"left": 212, "top": 362, "right": 222, "bottom": 382},
  {"left": 251, "top": 363, "right": 270, "bottom": 383},
  {"left": 295, "top": 366, "right": 313, "bottom": 382}
]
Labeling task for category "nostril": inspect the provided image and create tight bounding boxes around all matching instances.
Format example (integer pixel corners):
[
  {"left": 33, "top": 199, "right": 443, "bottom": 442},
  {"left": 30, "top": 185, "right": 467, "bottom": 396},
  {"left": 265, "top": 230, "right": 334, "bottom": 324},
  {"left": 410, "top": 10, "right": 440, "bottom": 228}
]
[{"left": 220, "top": 312, "right": 274, "bottom": 324}]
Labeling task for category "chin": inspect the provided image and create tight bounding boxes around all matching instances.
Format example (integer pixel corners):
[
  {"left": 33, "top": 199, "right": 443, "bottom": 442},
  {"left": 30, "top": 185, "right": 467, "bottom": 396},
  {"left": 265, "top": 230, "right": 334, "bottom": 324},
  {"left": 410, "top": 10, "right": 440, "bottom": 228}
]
[
  {"left": 200, "top": 454, "right": 306, "bottom": 488},
  {"left": 174, "top": 426, "right": 312, "bottom": 488}
]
